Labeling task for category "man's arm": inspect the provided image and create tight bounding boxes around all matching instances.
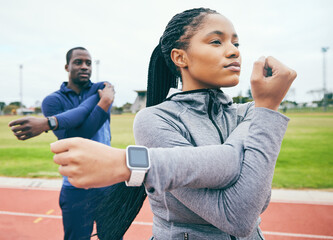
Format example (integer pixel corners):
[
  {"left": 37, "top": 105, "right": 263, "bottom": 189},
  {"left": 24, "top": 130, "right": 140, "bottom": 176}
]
[
  {"left": 9, "top": 83, "right": 114, "bottom": 140},
  {"left": 62, "top": 83, "right": 114, "bottom": 139},
  {"left": 9, "top": 93, "right": 100, "bottom": 140}
]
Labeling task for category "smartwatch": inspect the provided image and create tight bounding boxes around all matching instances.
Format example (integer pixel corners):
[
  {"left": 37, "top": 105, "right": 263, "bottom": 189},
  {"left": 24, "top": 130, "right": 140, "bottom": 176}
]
[
  {"left": 47, "top": 116, "right": 57, "bottom": 130},
  {"left": 125, "top": 145, "right": 150, "bottom": 187}
]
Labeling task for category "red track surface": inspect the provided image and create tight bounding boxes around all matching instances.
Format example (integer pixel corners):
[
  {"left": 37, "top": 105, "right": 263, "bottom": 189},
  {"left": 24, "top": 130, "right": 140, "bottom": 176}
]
[{"left": 0, "top": 187, "right": 332, "bottom": 240}]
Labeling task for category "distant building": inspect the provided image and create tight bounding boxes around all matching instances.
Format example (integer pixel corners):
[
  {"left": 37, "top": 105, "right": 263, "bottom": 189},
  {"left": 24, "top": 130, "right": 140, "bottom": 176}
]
[
  {"left": 16, "top": 107, "right": 35, "bottom": 115},
  {"left": 130, "top": 90, "right": 147, "bottom": 113}
]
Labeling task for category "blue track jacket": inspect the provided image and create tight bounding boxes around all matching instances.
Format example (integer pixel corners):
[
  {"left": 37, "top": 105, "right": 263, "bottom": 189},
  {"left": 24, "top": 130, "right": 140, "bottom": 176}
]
[{"left": 42, "top": 80, "right": 111, "bottom": 187}]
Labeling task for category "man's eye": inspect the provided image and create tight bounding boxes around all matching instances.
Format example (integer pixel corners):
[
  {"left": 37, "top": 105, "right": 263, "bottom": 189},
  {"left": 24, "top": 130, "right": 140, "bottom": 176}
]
[
  {"left": 233, "top": 43, "right": 240, "bottom": 48},
  {"left": 86, "top": 61, "right": 91, "bottom": 66}
]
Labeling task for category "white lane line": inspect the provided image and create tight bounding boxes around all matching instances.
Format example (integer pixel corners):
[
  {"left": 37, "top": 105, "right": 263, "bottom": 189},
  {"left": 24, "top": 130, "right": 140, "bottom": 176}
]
[
  {"left": 0, "top": 211, "right": 154, "bottom": 226},
  {"left": 263, "top": 231, "right": 333, "bottom": 239},
  {"left": 0, "top": 211, "right": 61, "bottom": 219},
  {"left": 132, "top": 221, "right": 153, "bottom": 226},
  {"left": 270, "top": 199, "right": 333, "bottom": 206},
  {"left": 1, "top": 211, "right": 332, "bottom": 239},
  {"left": 0, "top": 186, "right": 60, "bottom": 191}
]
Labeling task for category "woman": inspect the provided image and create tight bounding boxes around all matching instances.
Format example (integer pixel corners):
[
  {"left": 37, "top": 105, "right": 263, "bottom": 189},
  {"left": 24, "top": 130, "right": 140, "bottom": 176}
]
[{"left": 51, "top": 8, "right": 296, "bottom": 240}]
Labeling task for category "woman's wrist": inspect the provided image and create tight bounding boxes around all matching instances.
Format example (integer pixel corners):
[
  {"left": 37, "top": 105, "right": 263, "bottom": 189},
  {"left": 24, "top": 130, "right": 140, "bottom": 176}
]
[
  {"left": 254, "top": 102, "right": 279, "bottom": 111},
  {"left": 109, "top": 148, "right": 131, "bottom": 183}
]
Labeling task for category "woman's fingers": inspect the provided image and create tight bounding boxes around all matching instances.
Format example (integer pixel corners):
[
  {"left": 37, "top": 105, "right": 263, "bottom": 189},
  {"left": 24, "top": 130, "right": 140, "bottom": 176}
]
[
  {"left": 251, "top": 56, "right": 297, "bottom": 111},
  {"left": 53, "top": 151, "right": 71, "bottom": 166},
  {"left": 58, "top": 164, "right": 71, "bottom": 177},
  {"left": 50, "top": 138, "right": 78, "bottom": 154},
  {"left": 250, "top": 56, "right": 265, "bottom": 83}
]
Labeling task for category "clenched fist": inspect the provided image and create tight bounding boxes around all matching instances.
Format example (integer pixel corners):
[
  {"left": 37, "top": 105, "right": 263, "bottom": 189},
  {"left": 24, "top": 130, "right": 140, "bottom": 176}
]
[{"left": 251, "top": 56, "right": 297, "bottom": 111}]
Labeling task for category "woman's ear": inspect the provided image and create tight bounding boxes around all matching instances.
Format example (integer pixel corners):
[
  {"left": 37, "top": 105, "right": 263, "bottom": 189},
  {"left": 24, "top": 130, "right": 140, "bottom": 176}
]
[{"left": 171, "top": 49, "right": 188, "bottom": 68}]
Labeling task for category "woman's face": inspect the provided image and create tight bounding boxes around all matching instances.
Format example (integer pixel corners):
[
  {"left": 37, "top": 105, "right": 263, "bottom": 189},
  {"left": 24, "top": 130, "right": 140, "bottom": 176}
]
[{"left": 180, "top": 14, "right": 241, "bottom": 91}]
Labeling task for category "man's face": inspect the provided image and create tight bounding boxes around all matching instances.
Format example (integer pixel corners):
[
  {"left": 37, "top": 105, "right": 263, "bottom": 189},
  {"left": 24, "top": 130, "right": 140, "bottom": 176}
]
[{"left": 65, "top": 49, "right": 92, "bottom": 86}]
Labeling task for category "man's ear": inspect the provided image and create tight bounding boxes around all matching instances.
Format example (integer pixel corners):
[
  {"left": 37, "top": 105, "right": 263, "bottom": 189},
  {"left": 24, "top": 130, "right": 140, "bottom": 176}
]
[
  {"left": 170, "top": 49, "right": 188, "bottom": 68},
  {"left": 65, "top": 64, "right": 69, "bottom": 72}
]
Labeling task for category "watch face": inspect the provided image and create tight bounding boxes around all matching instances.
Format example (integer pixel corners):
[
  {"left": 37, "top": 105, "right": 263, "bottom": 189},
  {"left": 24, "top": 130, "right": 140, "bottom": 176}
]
[
  {"left": 48, "top": 117, "right": 57, "bottom": 129},
  {"left": 128, "top": 146, "right": 149, "bottom": 168}
]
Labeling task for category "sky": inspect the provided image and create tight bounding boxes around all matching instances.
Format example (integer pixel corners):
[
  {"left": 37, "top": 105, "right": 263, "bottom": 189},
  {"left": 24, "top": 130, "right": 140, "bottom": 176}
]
[{"left": 1, "top": 0, "right": 332, "bottom": 108}]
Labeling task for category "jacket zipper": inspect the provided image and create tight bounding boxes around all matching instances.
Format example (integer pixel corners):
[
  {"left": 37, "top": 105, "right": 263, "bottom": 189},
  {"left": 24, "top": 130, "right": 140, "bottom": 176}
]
[
  {"left": 208, "top": 91, "right": 224, "bottom": 144},
  {"left": 208, "top": 92, "right": 235, "bottom": 239}
]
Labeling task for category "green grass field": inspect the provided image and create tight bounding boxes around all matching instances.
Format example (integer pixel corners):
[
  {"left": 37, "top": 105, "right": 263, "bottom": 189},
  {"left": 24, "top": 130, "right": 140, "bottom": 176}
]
[{"left": 0, "top": 113, "right": 332, "bottom": 189}]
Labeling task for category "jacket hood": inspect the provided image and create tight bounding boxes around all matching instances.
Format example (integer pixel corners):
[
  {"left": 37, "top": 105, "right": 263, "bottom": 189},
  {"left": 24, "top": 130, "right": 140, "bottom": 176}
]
[{"left": 165, "top": 88, "right": 233, "bottom": 113}]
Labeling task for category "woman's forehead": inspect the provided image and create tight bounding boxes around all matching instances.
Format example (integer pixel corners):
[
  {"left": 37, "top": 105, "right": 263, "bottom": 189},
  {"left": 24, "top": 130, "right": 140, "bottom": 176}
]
[{"left": 198, "top": 14, "right": 237, "bottom": 37}]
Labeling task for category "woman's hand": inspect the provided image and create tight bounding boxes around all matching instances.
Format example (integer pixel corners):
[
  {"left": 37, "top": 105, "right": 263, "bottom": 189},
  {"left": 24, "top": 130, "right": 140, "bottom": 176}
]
[
  {"left": 51, "top": 137, "right": 130, "bottom": 189},
  {"left": 251, "top": 56, "right": 297, "bottom": 111}
]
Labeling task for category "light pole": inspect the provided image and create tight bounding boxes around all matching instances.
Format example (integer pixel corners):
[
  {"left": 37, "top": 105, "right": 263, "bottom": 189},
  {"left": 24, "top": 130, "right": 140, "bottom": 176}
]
[
  {"left": 95, "top": 60, "right": 100, "bottom": 82},
  {"left": 322, "top": 47, "right": 329, "bottom": 111},
  {"left": 19, "top": 64, "right": 23, "bottom": 113}
]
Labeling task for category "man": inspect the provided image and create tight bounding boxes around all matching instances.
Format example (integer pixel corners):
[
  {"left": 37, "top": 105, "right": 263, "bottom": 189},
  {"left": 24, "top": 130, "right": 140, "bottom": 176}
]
[{"left": 9, "top": 47, "right": 120, "bottom": 240}]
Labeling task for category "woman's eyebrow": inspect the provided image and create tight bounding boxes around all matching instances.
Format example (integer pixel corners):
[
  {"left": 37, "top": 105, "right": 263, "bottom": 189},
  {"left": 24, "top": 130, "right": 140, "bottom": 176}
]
[{"left": 205, "top": 30, "right": 238, "bottom": 39}]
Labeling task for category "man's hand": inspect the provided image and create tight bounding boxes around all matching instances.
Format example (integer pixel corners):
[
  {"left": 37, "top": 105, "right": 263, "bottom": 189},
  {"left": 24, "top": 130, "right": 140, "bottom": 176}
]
[
  {"left": 8, "top": 117, "right": 50, "bottom": 140},
  {"left": 98, "top": 82, "right": 115, "bottom": 112},
  {"left": 51, "top": 137, "right": 130, "bottom": 189},
  {"left": 251, "top": 56, "right": 297, "bottom": 111}
]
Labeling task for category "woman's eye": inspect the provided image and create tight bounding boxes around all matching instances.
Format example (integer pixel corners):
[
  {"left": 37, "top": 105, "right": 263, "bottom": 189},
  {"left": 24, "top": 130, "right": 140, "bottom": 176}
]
[
  {"left": 233, "top": 43, "right": 240, "bottom": 48},
  {"left": 210, "top": 40, "right": 221, "bottom": 45}
]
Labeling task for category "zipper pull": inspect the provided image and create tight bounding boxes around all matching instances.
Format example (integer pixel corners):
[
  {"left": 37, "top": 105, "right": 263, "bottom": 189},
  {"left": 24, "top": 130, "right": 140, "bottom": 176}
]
[
  {"left": 208, "top": 89, "right": 214, "bottom": 98},
  {"left": 184, "top": 232, "right": 189, "bottom": 240}
]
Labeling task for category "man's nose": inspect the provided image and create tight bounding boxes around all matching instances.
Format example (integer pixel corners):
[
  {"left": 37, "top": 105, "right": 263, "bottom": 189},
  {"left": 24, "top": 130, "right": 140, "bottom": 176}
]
[{"left": 81, "top": 62, "right": 89, "bottom": 70}]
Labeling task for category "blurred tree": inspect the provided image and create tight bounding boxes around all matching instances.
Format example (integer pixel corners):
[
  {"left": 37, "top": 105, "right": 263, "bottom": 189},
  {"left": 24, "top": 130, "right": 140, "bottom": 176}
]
[
  {"left": 0, "top": 102, "right": 5, "bottom": 112},
  {"left": 9, "top": 101, "right": 25, "bottom": 108},
  {"left": 4, "top": 105, "right": 19, "bottom": 115},
  {"left": 232, "top": 95, "right": 252, "bottom": 104},
  {"left": 313, "top": 92, "right": 333, "bottom": 107},
  {"left": 34, "top": 107, "right": 42, "bottom": 114},
  {"left": 247, "top": 88, "right": 253, "bottom": 100}
]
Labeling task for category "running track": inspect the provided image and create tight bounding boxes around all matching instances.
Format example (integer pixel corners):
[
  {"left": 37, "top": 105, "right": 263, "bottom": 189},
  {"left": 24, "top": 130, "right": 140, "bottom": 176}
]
[{"left": 0, "top": 186, "right": 332, "bottom": 240}]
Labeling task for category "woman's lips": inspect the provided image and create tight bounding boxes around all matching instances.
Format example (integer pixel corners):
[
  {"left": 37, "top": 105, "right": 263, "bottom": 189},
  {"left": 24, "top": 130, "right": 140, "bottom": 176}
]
[{"left": 225, "top": 62, "right": 241, "bottom": 72}]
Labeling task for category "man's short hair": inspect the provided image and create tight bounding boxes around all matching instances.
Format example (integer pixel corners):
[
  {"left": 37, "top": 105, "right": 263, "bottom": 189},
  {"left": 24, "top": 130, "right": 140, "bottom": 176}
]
[{"left": 66, "top": 47, "right": 87, "bottom": 65}]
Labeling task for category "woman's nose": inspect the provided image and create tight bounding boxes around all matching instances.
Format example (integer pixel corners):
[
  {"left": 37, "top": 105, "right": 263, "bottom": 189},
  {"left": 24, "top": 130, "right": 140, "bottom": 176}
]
[{"left": 225, "top": 43, "right": 240, "bottom": 58}]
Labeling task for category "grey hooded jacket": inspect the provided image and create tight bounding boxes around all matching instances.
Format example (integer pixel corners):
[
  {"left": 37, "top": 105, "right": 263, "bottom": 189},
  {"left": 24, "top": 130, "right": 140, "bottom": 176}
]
[{"left": 133, "top": 88, "right": 289, "bottom": 240}]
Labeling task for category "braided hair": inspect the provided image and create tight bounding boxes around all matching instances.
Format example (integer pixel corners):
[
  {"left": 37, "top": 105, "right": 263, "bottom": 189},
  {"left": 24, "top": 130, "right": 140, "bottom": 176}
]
[
  {"left": 147, "top": 7, "right": 217, "bottom": 107},
  {"left": 95, "top": 8, "right": 219, "bottom": 240}
]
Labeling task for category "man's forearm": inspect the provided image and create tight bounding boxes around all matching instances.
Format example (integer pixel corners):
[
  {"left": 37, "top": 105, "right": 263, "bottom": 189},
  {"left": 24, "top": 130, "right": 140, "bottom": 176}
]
[{"left": 98, "top": 97, "right": 113, "bottom": 112}]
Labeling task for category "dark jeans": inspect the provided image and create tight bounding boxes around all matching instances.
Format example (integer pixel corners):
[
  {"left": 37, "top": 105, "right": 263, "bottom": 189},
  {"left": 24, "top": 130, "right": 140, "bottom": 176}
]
[{"left": 59, "top": 186, "right": 123, "bottom": 240}]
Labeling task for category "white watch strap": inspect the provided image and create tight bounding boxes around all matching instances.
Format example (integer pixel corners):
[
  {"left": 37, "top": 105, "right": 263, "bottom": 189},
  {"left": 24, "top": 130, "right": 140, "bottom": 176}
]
[{"left": 125, "top": 169, "right": 146, "bottom": 187}]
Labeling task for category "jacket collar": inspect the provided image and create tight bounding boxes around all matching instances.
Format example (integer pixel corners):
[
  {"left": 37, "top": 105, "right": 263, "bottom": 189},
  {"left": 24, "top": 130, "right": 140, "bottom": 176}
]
[
  {"left": 165, "top": 88, "right": 233, "bottom": 113},
  {"left": 60, "top": 80, "right": 93, "bottom": 94}
]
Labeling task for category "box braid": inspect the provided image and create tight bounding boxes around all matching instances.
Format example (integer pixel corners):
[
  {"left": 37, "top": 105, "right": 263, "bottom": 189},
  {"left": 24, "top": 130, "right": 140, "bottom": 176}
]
[
  {"left": 94, "top": 8, "right": 219, "bottom": 240},
  {"left": 147, "top": 7, "right": 217, "bottom": 107}
]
